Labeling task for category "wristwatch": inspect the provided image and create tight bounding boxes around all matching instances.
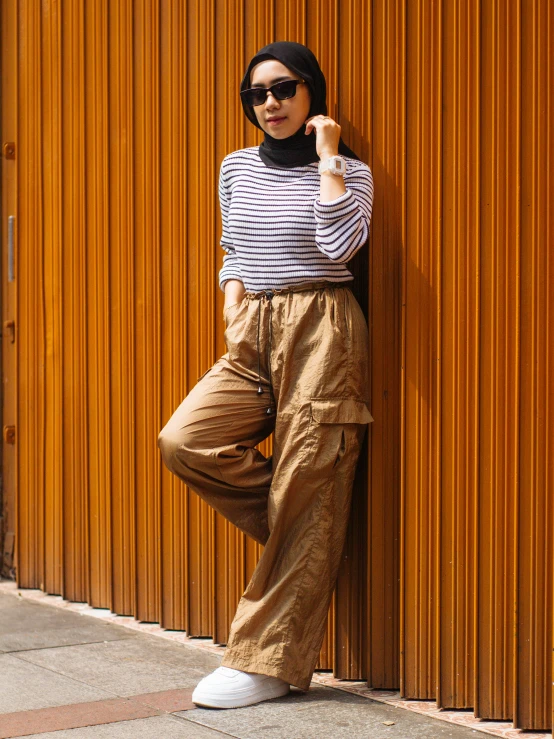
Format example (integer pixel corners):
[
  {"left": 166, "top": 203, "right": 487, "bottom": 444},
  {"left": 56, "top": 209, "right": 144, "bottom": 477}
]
[{"left": 318, "top": 155, "right": 347, "bottom": 176}]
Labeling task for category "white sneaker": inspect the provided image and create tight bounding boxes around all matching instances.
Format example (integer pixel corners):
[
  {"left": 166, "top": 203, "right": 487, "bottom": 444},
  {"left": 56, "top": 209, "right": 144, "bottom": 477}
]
[{"left": 192, "top": 666, "right": 290, "bottom": 709}]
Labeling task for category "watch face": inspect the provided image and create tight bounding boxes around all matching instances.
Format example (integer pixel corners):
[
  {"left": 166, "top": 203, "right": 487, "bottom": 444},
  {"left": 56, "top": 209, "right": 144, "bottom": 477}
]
[{"left": 319, "top": 156, "right": 347, "bottom": 175}]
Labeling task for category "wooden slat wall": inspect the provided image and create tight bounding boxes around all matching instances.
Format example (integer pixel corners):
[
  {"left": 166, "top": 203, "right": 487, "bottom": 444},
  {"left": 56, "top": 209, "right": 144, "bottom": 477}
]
[{"left": 5, "top": 0, "right": 552, "bottom": 731}]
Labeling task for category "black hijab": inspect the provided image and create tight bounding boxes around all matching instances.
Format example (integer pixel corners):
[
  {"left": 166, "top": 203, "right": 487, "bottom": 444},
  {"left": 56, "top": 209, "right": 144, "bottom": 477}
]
[{"left": 240, "top": 41, "right": 360, "bottom": 169}]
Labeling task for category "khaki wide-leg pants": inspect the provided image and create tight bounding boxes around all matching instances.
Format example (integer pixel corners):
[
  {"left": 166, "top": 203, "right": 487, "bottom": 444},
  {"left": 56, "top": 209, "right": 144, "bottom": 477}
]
[{"left": 158, "top": 282, "right": 373, "bottom": 691}]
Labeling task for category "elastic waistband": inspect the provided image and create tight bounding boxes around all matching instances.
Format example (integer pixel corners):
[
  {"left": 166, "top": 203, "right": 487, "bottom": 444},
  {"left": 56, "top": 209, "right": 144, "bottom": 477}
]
[{"left": 244, "top": 281, "right": 351, "bottom": 300}]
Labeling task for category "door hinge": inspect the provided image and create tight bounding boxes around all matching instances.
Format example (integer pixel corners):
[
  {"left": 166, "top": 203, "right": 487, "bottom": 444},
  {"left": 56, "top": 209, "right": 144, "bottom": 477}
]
[
  {"left": 3, "top": 426, "right": 15, "bottom": 444},
  {"left": 3, "top": 320, "right": 15, "bottom": 343},
  {"left": 2, "top": 142, "right": 16, "bottom": 159}
]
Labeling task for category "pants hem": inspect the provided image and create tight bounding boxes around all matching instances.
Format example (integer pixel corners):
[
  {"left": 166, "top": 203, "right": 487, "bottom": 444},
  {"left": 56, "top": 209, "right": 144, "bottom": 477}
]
[{"left": 220, "top": 650, "right": 313, "bottom": 692}]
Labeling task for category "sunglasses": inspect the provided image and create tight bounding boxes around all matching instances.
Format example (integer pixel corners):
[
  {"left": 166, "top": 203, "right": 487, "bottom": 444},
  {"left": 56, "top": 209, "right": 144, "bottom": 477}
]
[{"left": 240, "top": 79, "right": 305, "bottom": 107}]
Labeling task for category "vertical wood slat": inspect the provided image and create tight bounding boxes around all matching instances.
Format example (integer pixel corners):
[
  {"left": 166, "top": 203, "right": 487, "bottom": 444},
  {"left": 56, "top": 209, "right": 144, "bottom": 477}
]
[
  {"left": 439, "top": 0, "right": 479, "bottom": 709},
  {"left": 477, "top": 0, "right": 520, "bottom": 720},
  {"left": 518, "top": 0, "right": 553, "bottom": 729},
  {"left": 0, "top": 0, "right": 18, "bottom": 581},
  {"left": 42, "top": 0, "right": 64, "bottom": 597},
  {"left": 108, "top": 0, "right": 136, "bottom": 617},
  {"left": 6, "top": 1, "right": 553, "bottom": 731},
  {"left": 368, "top": 0, "right": 404, "bottom": 691},
  {"left": 185, "top": 0, "right": 217, "bottom": 637},
  {"left": 159, "top": 0, "right": 188, "bottom": 634},
  {"left": 402, "top": 0, "right": 442, "bottom": 700},
  {"left": 61, "top": 0, "right": 89, "bottom": 604},
  {"left": 134, "top": 0, "right": 161, "bottom": 623},
  {"left": 85, "top": 0, "right": 111, "bottom": 609},
  {"left": 17, "top": 0, "right": 45, "bottom": 590}
]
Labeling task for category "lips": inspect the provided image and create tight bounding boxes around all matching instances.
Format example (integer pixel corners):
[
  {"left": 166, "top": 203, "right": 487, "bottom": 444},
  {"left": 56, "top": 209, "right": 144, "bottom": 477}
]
[{"left": 267, "top": 117, "right": 286, "bottom": 124}]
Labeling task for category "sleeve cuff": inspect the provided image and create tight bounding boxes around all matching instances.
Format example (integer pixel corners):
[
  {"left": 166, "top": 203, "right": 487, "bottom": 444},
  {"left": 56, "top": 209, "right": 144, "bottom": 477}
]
[
  {"left": 219, "top": 264, "right": 242, "bottom": 292},
  {"left": 313, "top": 189, "right": 357, "bottom": 223}
]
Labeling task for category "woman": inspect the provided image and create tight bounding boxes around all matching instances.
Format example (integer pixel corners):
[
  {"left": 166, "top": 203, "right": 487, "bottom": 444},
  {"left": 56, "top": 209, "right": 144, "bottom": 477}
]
[{"left": 158, "top": 40, "right": 374, "bottom": 709}]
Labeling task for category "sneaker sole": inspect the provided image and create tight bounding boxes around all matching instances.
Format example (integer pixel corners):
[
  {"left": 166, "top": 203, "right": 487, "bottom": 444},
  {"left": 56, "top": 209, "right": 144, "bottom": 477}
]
[{"left": 192, "top": 681, "right": 290, "bottom": 709}]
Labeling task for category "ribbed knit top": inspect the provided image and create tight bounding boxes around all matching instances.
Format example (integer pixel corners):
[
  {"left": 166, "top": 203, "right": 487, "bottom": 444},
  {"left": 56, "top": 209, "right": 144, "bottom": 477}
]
[{"left": 218, "top": 147, "right": 374, "bottom": 291}]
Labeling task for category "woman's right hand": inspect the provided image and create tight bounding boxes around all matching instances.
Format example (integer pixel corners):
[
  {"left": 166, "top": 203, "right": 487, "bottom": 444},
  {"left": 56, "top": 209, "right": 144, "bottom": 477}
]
[{"left": 223, "top": 279, "right": 246, "bottom": 311}]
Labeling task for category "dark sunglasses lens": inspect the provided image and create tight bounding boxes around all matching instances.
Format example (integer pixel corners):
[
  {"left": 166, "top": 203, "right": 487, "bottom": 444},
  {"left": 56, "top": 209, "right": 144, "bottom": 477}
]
[
  {"left": 241, "top": 80, "right": 300, "bottom": 106},
  {"left": 272, "top": 80, "right": 298, "bottom": 100},
  {"left": 242, "top": 88, "right": 267, "bottom": 106}
]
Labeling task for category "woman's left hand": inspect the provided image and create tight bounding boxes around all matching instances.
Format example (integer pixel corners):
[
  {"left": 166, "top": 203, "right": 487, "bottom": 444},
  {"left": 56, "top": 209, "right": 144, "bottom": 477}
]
[{"left": 305, "top": 114, "right": 341, "bottom": 160}]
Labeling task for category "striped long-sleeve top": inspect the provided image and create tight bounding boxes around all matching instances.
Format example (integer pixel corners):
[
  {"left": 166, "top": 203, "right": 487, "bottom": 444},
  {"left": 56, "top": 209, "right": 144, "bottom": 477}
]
[{"left": 218, "top": 146, "right": 374, "bottom": 292}]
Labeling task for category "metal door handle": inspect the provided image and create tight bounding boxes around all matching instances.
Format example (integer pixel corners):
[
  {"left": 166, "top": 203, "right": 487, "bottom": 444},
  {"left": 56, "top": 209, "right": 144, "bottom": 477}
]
[{"left": 8, "top": 215, "right": 15, "bottom": 281}]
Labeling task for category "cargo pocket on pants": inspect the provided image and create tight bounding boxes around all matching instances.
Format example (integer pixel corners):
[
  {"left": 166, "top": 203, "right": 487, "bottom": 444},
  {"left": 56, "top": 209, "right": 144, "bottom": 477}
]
[
  {"left": 300, "top": 398, "right": 374, "bottom": 475},
  {"left": 223, "top": 300, "right": 247, "bottom": 361}
]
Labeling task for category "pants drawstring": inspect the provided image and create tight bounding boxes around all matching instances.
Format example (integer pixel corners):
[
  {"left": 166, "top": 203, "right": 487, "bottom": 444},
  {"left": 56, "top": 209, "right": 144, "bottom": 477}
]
[
  {"left": 255, "top": 291, "right": 274, "bottom": 415},
  {"left": 256, "top": 299, "right": 263, "bottom": 396},
  {"left": 267, "top": 296, "right": 273, "bottom": 414},
  {"left": 248, "top": 282, "right": 347, "bottom": 416}
]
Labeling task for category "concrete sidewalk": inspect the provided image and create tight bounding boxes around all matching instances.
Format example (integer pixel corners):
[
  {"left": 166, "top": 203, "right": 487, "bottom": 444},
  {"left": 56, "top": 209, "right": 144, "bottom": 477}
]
[{"left": 0, "top": 584, "right": 531, "bottom": 739}]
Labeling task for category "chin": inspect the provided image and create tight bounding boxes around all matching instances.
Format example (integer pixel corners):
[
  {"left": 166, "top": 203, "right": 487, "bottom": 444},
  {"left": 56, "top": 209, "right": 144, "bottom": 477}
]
[{"left": 263, "top": 124, "right": 299, "bottom": 139}]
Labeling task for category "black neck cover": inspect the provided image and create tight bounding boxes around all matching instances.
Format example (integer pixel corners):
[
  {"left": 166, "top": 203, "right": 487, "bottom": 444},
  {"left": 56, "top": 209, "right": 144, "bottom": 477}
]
[{"left": 240, "top": 41, "right": 360, "bottom": 169}]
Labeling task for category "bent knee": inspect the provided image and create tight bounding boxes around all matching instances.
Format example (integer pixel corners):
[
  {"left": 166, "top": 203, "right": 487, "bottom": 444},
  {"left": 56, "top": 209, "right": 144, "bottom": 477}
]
[
  {"left": 158, "top": 426, "right": 201, "bottom": 474},
  {"left": 158, "top": 428, "right": 177, "bottom": 467}
]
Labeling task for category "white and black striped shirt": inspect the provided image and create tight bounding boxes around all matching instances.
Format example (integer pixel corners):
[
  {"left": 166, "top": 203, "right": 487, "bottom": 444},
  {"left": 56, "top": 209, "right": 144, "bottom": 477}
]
[{"left": 218, "top": 147, "right": 374, "bottom": 291}]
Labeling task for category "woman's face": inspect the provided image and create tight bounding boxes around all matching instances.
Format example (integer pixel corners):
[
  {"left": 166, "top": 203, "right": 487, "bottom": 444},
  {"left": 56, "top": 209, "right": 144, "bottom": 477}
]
[{"left": 249, "top": 59, "right": 311, "bottom": 139}]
